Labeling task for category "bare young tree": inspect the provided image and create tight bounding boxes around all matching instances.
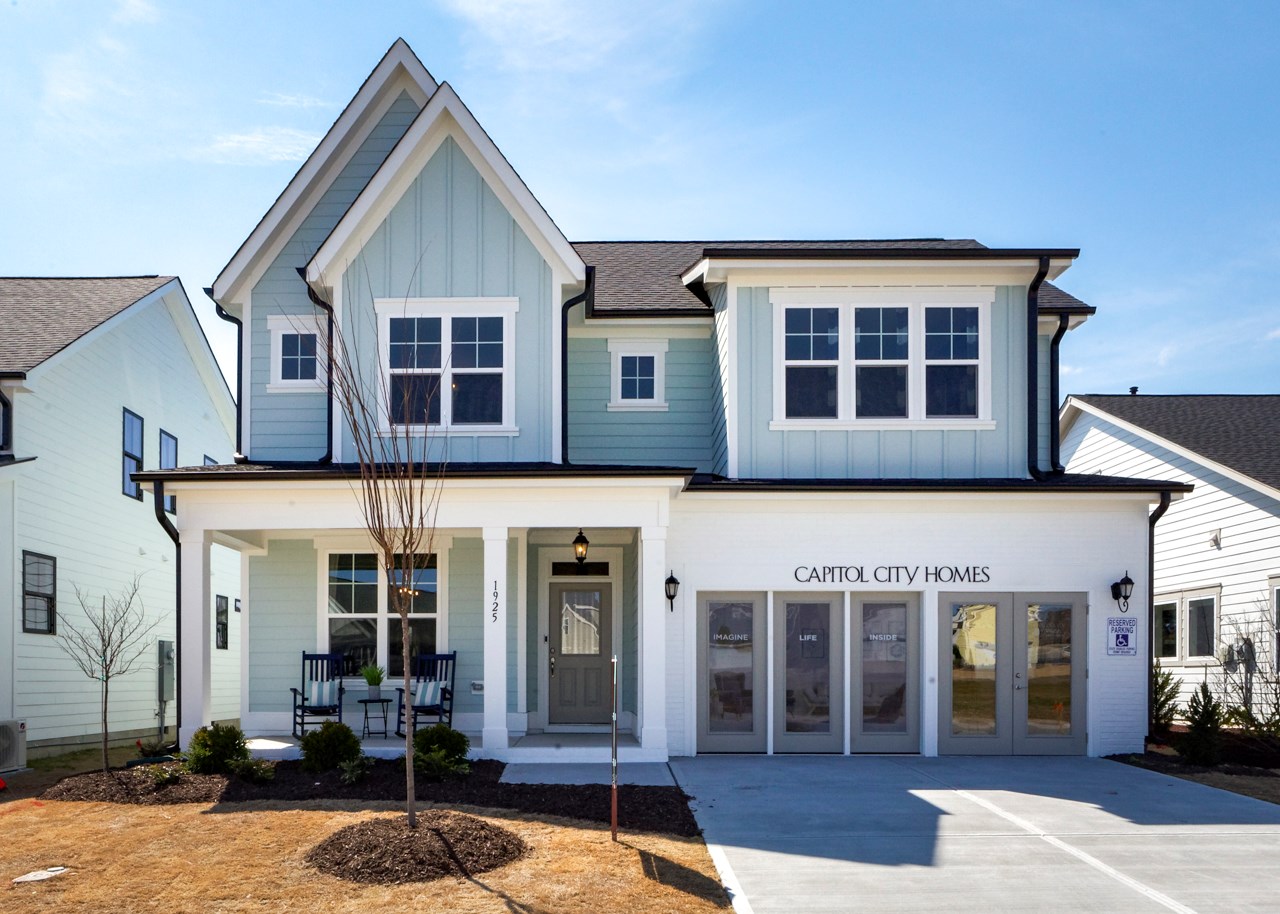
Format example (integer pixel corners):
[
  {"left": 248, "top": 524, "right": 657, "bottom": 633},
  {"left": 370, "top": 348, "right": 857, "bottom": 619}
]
[
  {"left": 324, "top": 295, "right": 446, "bottom": 830},
  {"left": 1216, "top": 594, "right": 1280, "bottom": 739},
  {"left": 56, "top": 578, "right": 161, "bottom": 772}
]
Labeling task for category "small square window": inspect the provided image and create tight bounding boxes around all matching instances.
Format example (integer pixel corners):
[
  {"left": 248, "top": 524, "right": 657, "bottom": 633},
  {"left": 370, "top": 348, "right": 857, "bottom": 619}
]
[
  {"left": 281, "top": 333, "right": 317, "bottom": 381},
  {"left": 267, "top": 315, "right": 327, "bottom": 391},
  {"left": 607, "top": 340, "right": 668, "bottom": 411}
]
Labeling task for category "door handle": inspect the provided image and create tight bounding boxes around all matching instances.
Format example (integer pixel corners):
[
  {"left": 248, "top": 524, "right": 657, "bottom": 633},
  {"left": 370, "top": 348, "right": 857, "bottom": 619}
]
[{"left": 550, "top": 647, "right": 556, "bottom": 678}]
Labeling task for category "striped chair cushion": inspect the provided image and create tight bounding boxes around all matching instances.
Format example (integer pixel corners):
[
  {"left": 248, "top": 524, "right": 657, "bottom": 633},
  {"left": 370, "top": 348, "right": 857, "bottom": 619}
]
[
  {"left": 308, "top": 679, "right": 338, "bottom": 707},
  {"left": 413, "top": 678, "right": 440, "bottom": 708}
]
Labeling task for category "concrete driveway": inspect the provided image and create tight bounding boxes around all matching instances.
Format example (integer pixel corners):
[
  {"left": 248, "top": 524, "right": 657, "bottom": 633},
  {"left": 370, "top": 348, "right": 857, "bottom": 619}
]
[{"left": 669, "top": 756, "right": 1280, "bottom": 914}]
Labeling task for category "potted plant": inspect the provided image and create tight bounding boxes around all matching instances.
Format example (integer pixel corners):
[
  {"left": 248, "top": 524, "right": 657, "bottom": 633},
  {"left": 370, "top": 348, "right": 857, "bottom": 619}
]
[{"left": 360, "top": 664, "right": 386, "bottom": 701}]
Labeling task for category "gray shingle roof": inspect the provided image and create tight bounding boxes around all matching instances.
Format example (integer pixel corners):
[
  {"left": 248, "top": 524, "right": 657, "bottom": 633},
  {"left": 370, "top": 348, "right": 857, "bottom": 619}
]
[
  {"left": 0, "top": 276, "right": 174, "bottom": 373},
  {"left": 570, "top": 240, "right": 1088, "bottom": 315},
  {"left": 1074, "top": 395, "right": 1280, "bottom": 492}
]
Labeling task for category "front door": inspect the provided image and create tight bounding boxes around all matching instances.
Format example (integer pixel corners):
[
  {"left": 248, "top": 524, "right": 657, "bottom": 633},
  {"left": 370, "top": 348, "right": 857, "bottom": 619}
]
[
  {"left": 938, "top": 592, "right": 1086, "bottom": 755},
  {"left": 697, "top": 592, "right": 767, "bottom": 752},
  {"left": 852, "top": 594, "right": 920, "bottom": 753},
  {"left": 773, "top": 594, "right": 844, "bottom": 753},
  {"left": 549, "top": 583, "right": 612, "bottom": 724}
]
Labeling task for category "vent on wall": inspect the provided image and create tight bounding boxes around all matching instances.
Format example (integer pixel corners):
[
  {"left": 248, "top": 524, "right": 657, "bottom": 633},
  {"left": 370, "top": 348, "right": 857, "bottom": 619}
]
[{"left": 0, "top": 720, "right": 28, "bottom": 772}]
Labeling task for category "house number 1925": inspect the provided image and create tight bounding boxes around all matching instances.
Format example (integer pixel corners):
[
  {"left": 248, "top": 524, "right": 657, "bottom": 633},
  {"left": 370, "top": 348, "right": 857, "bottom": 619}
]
[{"left": 491, "top": 580, "right": 499, "bottom": 623}]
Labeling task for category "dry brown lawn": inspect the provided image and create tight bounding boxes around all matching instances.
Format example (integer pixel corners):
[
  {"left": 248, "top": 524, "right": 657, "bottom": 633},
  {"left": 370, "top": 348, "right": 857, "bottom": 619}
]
[{"left": 1, "top": 799, "right": 730, "bottom": 913}]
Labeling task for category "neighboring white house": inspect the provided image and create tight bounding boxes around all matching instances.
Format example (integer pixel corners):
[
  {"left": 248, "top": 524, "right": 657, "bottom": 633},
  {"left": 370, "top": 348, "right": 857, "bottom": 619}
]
[
  {"left": 1061, "top": 394, "right": 1280, "bottom": 702},
  {"left": 0, "top": 276, "right": 241, "bottom": 761}
]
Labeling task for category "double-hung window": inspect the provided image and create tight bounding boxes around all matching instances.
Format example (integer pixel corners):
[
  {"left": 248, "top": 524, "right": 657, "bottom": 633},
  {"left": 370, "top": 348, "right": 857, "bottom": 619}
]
[
  {"left": 607, "top": 339, "right": 668, "bottom": 410},
  {"left": 22, "top": 551, "right": 56, "bottom": 634},
  {"left": 376, "top": 298, "right": 517, "bottom": 431},
  {"left": 325, "top": 552, "right": 441, "bottom": 677},
  {"left": 773, "top": 289, "right": 993, "bottom": 427},
  {"left": 159, "top": 430, "right": 177, "bottom": 513},
  {"left": 122, "top": 409, "right": 143, "bottom": 499},
  {"left": 1154, "top": 588, "right": 1219, "bottom": 664},
  {"left": 266, "top": 315, "right": 326, "bottom": 392}
]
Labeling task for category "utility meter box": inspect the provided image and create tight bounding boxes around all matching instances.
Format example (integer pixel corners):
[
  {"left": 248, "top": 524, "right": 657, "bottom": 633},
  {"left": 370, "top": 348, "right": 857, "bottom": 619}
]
[{"left": 158, "top": 640, "right": 176, "bottom": 703}]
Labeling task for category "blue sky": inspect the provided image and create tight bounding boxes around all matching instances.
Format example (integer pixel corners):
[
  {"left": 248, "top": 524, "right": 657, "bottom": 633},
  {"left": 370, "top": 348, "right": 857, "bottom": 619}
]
[{"left": 2, "top": 0, "right": 1277, "bottom": 395}]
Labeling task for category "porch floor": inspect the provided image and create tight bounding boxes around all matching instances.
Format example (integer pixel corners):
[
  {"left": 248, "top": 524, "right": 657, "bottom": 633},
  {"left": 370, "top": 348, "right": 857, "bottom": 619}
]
[{"left": 247, "top": 730, "right": 656, "bottom": 764}]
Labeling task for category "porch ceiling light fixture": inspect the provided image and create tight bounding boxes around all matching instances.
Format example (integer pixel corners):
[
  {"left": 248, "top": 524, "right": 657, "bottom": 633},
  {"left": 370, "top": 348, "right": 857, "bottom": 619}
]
[
  {"left": 1110, "top": 572, "right": 1134, "bottom": 612},
  {"left": 664, "top": 572, "right": 680, "bottom": 612},
  {"left": 572, "top": 529, "right": 590, "bottom": 565}
]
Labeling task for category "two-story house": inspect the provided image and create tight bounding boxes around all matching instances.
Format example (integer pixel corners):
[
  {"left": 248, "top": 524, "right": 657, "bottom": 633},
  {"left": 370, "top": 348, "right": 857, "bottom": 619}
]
[
  {"left": 1, "top": 276, "right": 240, "bottom": 763},
  {"left": 139, "top": 41, "right": 1186, "bottom": 761}
]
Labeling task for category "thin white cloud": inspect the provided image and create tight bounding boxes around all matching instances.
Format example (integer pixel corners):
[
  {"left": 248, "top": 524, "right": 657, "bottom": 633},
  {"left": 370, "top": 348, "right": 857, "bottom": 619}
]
[
  {"left": 1266, "top": 328, "right": 1280, "bottom": 341},
  {"left": 197, "top": 127, "right": 322, "bottom": 165},
  {"left": 258, "top": 92, "right": 333, "bottom": 110},
  {"left": 112, "top": 0, "right": 159, "bottom": 24}
]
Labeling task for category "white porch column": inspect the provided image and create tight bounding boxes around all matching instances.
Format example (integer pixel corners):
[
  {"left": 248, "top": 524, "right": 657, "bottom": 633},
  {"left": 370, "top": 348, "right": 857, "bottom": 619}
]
[
  {"left": 482, "top": 527, "right": 509, "bottom": 751},
  {"left": 179, "top": 532, "right": 213, "bottom": 748},
  {"left": 639, "top": 525, "right": 669, "bottom": 753}
]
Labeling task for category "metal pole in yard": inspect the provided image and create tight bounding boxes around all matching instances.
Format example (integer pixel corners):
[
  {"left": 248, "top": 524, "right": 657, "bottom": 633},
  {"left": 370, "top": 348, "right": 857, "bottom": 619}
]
[{"left": 611, "top": 653, "right": 618, "bottom": 842}]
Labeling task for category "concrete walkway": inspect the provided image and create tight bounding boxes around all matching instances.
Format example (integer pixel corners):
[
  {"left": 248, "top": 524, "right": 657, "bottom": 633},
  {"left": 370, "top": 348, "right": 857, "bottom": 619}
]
[{"left": 669, "top": 756, "right": 1280, "bottom": 914}]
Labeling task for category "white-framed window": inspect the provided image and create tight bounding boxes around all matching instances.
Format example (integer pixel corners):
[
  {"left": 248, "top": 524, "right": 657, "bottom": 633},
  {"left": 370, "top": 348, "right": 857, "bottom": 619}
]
[
  {"left": 607, "top": 339, "right": 668, "bottom": 411},
  {"left": 770, "top": 288, "right": 994, "bottom": 430},
  {"left": 266, "top": 314, "right": 327, "bottom": 392},
  {"left": 122, "top": 408, "right": 143, "bottom": 500},
  {"left": 375, "top": 298, "right": 518, "bottom": 433},
  {"left": 1271, "top": 575, "right": 1280, "bottom": 663},
  {"left": 159, "top": 429, "right": 178, "bottom": 514},
  {"left": 324, "top": 551, "right": 443, "bottom": 677},
  {"left": 1154, "top": 587, "right": 1220, "bottom": 664}
]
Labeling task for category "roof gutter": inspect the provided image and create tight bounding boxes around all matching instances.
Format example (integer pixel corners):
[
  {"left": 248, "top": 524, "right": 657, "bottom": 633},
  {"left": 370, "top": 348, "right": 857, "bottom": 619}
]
[
  {"left": 1048, "top": 312, "right": 1070, "bottom": 473},
  {"left": 1147, "top": 490, "right": 1173, "bottom": 738},
  {"left": 151, "top": 481, "right": 182, "bottom": 737},
  {"left": 297, "top": 269, "right": 335, "bottom": 465},
  {"left": 0, "top": 371, "right": 27, "bottom": 380},
  {"left": 1026, "top": 256, "right": 1050, "bottom": 479},
  {"left": 560, "top": 266, "right": 594, "bottom": 464},
  {"left": 206, "top": 289, "right": 246, "bottom": 462}
]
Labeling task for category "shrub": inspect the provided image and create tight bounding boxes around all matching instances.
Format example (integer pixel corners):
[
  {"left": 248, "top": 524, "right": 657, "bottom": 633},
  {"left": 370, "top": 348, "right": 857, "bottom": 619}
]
[
  {"left": 300, "top": 720, "right": 362, "bottom": 772},
  {"left": 1181, "top": 682, "right": 1224, "bottom": 766},
  {"left": 149, "top": 764, "right": 182, "bottom": 786},
  {"left": 338, "top": 754, "right": 374, "bottom": 785},
  {"left": 229, "top": 757, "right": 275, "bottom": 783},
  {"left": 185, "top": 723, "right": 249, "bottom": 775},
  {"left": 1151, "top": 660, "right": 1179, "bottom": 734},
  {"left": 412, "top": 724, "right": 469, "bottom": 780}
]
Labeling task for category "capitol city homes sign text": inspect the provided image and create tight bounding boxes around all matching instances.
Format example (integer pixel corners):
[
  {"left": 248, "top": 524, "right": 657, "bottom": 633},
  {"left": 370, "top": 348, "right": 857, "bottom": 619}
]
[{"left": 793, "top": 564, "right": 992, "bottom": 585}]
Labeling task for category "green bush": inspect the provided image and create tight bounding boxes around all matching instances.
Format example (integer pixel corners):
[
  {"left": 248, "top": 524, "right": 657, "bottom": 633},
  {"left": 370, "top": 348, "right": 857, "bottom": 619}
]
[
  {"left": 149, "top": 764, "right": 182, "bottom": 786},
  {"left": 185, "top": 723, "right": 249, "bottom": 775},
  {"left": 1151, "top": 660, "right": 1180, "bottom": 734},
  {"left": 338, "top": 754, "right": 374, "bottom": 785},
  {"left": 229, "top": 757, "right": 276, "bottom": 783},
  {"left": 299, "top": 720, "right": 362, "bottom": 772},
  {"left": 412, "top": 724, "right": 470, "bottom": 780},
  {"left": 1181, "top": 682, "right": 1224, "bottom": 766}
]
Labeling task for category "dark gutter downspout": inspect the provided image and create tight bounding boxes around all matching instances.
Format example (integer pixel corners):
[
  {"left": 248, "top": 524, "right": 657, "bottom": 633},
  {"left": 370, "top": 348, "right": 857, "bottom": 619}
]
[
  {"left": 1026, "top": 256, "right": 1050, "bottom": 479},
  {"left": 152, "top": 482, "right": 181, "bottom": 739},
  {"left": 1048, "top": 313, "right": 1070, "bottom": 473},
  {"left": 296, "top": 268, "right": 334, "bottom": 465},
  {"left": 205, "top": 289, "right": 246, "bottom": 463},
  {"left": 559, "top": 266, "right": 595, "bottom": 465},
  {"left": 1147, "top": 490, "right": 1172, "bottom": 737}
]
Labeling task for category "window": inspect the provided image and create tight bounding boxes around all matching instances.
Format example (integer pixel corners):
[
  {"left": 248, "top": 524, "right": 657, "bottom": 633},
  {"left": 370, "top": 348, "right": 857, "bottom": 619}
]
[
  {"left": 772, "top": 290, "right": 993, "bottom": 428},
  {"left": 375, "top": 298, "right": 517, "bottom": 430},
  {"left": 266, "top": 315, "right": 326, "bottom": 391},
  {"left": 122, "top": 409, "right": 143, "bottom": 499},
  {"left": 159, "top": 430, "right": 177, "bottom": 513},
  {"left": 1154, "top": 589, "right": 1219, "bottom": 663},
  {"left": 215, "top": 595, "right": 229, "bottom": 650},
  {"left": 607, "top": 339, "right": 668, "bottom": 410},
  {"left": 325, "top": 552, "right": 440, "bottom": 677},
  {"left": 22, "top": 551, "right": 56, "bottom": 634},
  {"left": 204, "top": 455, "right": 218, "bottom": 466},
  {"left": 0, "top": 388, "right": 12, "bottom": 455}
]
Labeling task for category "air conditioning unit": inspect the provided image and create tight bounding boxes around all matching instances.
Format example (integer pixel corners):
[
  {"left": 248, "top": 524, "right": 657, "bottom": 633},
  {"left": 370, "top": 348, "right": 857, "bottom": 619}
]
[{"left": 0, "top": 720, "right": 28, "bottom": 772}]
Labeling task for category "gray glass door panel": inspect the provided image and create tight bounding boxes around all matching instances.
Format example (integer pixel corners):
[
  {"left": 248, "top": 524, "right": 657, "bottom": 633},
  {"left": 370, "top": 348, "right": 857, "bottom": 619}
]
[
  {"left": 549, "top": 583, "right": 611, "bottom": 724},
  {"left": 938, "top": 592, "right": 1086, "bottom": 756},
  {"left": 774, "top": 596, "right": 844, "bottom": 753},
  {"left": 698, "top": 593, "right": 766, "bottom": 753},
  {"left": 853, "top": 595, "right": 919, "bottom": 753}
]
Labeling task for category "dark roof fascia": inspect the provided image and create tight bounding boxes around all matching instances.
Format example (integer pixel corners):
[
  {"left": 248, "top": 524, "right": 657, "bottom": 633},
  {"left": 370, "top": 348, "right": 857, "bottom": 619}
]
[
  {"left": 684, "top": 475, "right": 1191, "bottom": 495},
  {"left": 1038, "top": 305, "right": 1097, "bottom": 316},
  {"left": 0, "top": 371, "right": 28, "bottom": 380},
  {"left": 696, "top": 247, "right": 1081, "bottom": 264},
  {"left": 0, "top": 456, "right": 37, "bottom": 469},
  {"left": 133, "top": 462, "right": 696, "bottom": 484},
  {"left": 587, "top": 308, "right": 713, "bottom": 320}
]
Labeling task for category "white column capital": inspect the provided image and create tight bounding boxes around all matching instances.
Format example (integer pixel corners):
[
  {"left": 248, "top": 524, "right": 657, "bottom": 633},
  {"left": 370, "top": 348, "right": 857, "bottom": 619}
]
[
  {"left": 482, "top": 526, "right": 509, "bottom": 542},
  {"left": 640, "top": 525, "right": 668, "bottom": 543}
]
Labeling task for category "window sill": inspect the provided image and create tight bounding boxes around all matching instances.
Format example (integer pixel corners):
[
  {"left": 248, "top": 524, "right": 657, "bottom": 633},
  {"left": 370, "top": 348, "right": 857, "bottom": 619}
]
[
  {"left": 607, "top": 402, "right": 669, "bottom": 412},
  {"left": 1158, "top": 657, "right": 1217, "bottom": 667},
  {"left": 378, "top": 425, "right": 520, "bottom": 438},
  {"left": 768, "top": 419, "right": 996, "bottom": 432},
  {"left": 266, "top": 382, "right": 326, "bottom": 394}
]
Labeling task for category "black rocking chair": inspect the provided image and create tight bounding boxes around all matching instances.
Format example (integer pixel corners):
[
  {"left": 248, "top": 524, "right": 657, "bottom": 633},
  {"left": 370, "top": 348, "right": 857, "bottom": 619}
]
[
  {"left": 290, "top": 651, "right": 346, "bottom": 738},
  {"left": 395, "top": 651, "right": 457, "bottom": 737}
]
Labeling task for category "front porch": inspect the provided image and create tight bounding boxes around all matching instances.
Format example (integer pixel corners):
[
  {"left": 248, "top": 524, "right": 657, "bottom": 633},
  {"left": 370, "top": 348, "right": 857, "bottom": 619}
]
[{"left": 247, "top": 729, "right": 656, "bottom": 763}]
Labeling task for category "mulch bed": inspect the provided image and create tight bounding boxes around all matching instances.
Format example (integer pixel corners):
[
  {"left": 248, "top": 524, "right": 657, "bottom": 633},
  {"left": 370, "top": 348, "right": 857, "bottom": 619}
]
[
  {"left": 40, "top": 758, "right": 701, "bottom": 837},
  {"left": 305, "top": 811, "right": 527, "bottom": 884}
]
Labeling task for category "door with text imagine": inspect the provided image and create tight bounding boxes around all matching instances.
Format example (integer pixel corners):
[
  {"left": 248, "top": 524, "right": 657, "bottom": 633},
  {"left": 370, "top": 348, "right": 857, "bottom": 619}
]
[{"left": 698, "top": 593, "right": 767, "bottom": 752}]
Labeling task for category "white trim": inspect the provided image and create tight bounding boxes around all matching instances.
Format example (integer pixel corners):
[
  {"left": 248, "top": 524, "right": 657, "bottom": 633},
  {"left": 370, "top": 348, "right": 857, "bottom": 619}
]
[
  {"left": 306, "top": 82, "right": 585, "bottom": 290},
  {"left": 374, "top": 297, "right": 519, "bottom": 433},
  {"left": 724, "top": 280, "right": 739, "bottom": 479},
  {"left": 265, "top": 314, "right": 327, "bottom": 392},
  {"left": 515, "top": 528, "right": 528, "bottom": 715},
  {"left": 607, "top": 339, "right": 668, "bottom": 410},
  {"left": 686, "top": 259, "right": 1074, "bottom": 286},
  {"left": 571, "top": 321, "right": 711, "bottom": 339},
  {"left": 241, "top": 293, "right": 254, "bottom": 457}
]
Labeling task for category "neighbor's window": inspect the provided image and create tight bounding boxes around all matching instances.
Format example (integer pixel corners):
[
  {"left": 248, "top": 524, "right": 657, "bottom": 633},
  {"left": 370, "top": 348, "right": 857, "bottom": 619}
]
[
  {"left": 607, "top": 339, "right": 668, "bottom": 410},
  {"left": 267, "top": 315, "right": 326, "bottom": 391},
  {"left": 215, "top": 595, "right": 229, "bottom": 650},
  {"left": 159, "top": 430, "right": 178, "bottom": 514},
  {"left": 22, "top": 551, "right": 56, "bottom": 634},
  {"left": 1155, "top": 589, "right": 1219, "bottom": 663},
  {"left": 377, "top": 298, "right": 516, "bottom": 430},
  {"left": 325, "top": 553, "right": 440, "bottom": 677},
  {"left": 122, "top": 409, "right": 143, "bottom": 500}
]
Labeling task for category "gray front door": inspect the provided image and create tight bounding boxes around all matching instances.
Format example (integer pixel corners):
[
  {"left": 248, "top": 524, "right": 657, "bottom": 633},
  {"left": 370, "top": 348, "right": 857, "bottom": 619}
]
[
  {"left": 773, "top": 595, "right": 844, "bottom": 753},
  {"left": 697, "top": 592, "right": 767, "bottom": 752},
  {"left": 549, "top": 583, "right": 612, "bottom": 724},
  {"left": 852, "top": 594, "right": 920, "bottom": 754},
  {"left": 938, "top": 592, "right": 1086, "bottom": 755}
]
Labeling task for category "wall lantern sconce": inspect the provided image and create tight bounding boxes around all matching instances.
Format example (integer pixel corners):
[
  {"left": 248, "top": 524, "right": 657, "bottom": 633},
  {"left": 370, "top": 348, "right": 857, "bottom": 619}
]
[
  {"left": 1110, "top": 572, "right": 1135, "bottom": 612},
  {"left": 572, "top": 529, "right": 590, "bottom": 565},
  {"left": 664, "top": 572, "right": 680, "bottom": 612}
]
